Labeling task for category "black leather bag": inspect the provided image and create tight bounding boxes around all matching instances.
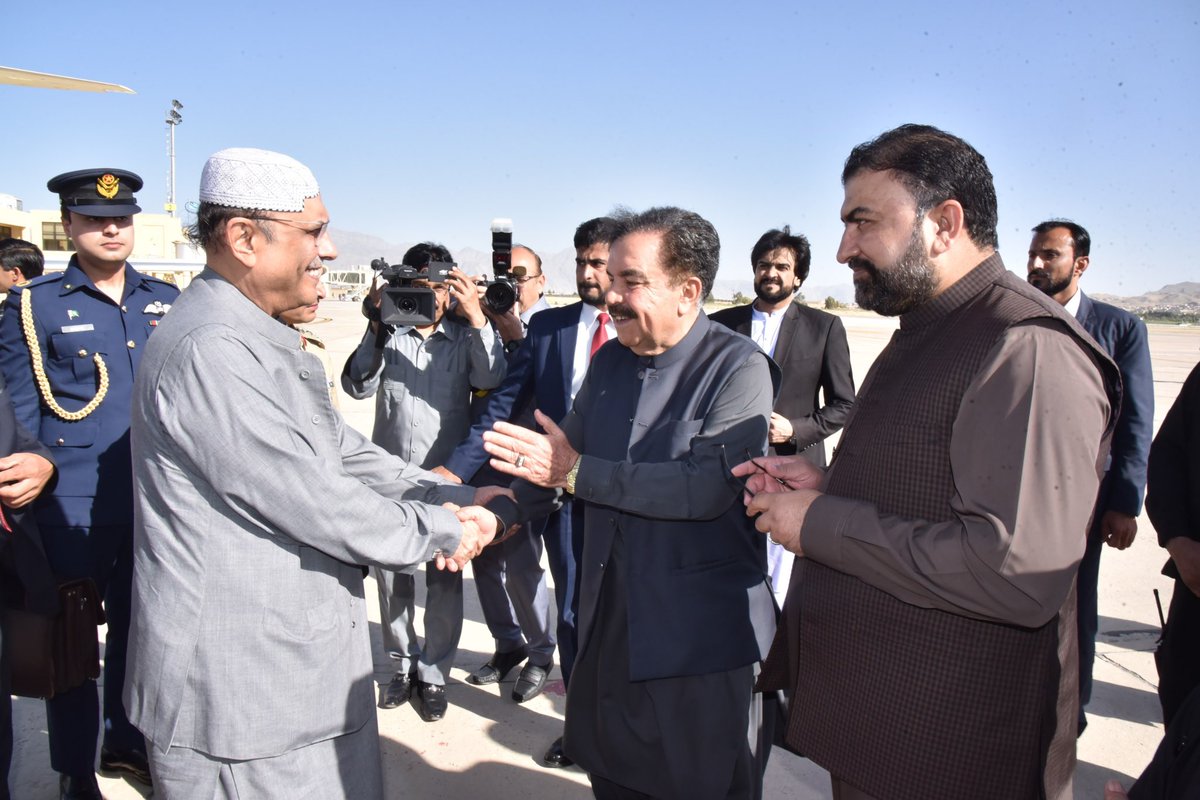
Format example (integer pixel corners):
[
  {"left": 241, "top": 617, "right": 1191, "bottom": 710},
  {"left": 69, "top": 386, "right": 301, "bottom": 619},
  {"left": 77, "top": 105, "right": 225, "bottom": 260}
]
[{"left": 4, "top": 577, "right": 104, "bottom": 699}]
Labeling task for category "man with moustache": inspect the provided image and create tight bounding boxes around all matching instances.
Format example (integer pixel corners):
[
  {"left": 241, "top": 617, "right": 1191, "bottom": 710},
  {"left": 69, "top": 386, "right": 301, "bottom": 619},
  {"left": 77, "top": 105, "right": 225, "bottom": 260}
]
[
  {"left": 433, "top": 218, "right": 619, "bottom": 767},
  {"left": 710, "top": 226, "right": 855, "bottom": 602},
  {"left": 736, "top": 125, "right": 1119, "bottom": 800},
  {"left": 125, "top": 148, "right": 500, "bottom": 796},
  {"left": 342, "top": 242, "right": 505, "bottom": 721},
  {"left": 1027, "top": 219, "right": 1154, "bottom": 735},
  {"left": 0, "top": 169, "right": 178, "bottom": 799},
  {"left": 484, "top": 206, "right": 777, "bottom": 799}
]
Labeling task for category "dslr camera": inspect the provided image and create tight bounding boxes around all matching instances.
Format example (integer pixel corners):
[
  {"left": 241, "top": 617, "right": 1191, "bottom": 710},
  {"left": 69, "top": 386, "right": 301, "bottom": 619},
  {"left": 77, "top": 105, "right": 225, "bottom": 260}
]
[
  {"left": 475, "top": 217, "right": 517, "bottom": 315},
  {"left": 368, "top": 255, "right": 454, "bottom": 327}
]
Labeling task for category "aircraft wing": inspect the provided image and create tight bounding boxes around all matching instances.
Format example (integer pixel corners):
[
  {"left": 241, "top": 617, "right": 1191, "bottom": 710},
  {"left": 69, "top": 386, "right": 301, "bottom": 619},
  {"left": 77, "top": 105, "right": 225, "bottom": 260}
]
[{"left": 0, "top": 66, "right": 134, "bottom": 94}]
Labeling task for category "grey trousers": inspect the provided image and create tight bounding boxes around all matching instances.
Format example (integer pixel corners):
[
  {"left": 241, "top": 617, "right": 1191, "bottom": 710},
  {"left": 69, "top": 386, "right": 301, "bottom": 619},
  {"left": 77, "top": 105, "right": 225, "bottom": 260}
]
[
  {"left": 146, "top": 720, "right": 383, "bottom": 800},
  {"left": 471, "top": 520, "right": 555, "bottom": 665},
  {"left": 373, "top": 563, "right": 462, "bottom": 685}
]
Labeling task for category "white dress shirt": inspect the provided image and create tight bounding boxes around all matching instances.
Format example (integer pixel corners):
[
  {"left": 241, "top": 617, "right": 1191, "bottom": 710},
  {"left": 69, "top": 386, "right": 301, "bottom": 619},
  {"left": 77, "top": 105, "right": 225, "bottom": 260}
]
[{"left": 570, "top": 303, "right": 616, "bottom": 403}]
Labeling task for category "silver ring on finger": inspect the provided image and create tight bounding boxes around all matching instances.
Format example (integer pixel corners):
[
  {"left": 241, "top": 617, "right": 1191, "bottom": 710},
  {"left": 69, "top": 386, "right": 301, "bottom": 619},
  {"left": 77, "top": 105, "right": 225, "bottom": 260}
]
[{"left": 514, "top": 454, "right": 526, "bottom": 469}]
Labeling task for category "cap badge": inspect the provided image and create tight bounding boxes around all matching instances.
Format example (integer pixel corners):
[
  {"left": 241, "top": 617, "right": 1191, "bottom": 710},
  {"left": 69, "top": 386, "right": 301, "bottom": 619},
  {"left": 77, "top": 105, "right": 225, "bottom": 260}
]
[{"left": 97, "top": 173, "right": 120, "bottom": 199}]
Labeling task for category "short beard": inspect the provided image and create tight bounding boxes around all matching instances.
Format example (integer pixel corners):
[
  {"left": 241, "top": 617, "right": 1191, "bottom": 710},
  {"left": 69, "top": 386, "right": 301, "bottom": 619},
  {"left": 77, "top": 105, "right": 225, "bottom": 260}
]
[
  {"left": 754, "top": 278, "right": 793, "bottom": 305},
  {"left": 1027, "top": 269, "right": 1072, "bottom": 299},
  {"left": 578, "top": 282, "right": 606, "bottom": 307},
  {"left": 850, "top": 224, "right": 938, "bottom": 316}
]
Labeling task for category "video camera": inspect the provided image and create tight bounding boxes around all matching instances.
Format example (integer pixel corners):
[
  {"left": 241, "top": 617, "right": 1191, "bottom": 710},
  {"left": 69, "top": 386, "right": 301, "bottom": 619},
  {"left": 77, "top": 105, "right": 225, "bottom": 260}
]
[
  {"left": 368, "top": 256, "right": 454, "bottom": 328},
  {"left": 477, "top": 217, "right": 517, "bottom": 315}
]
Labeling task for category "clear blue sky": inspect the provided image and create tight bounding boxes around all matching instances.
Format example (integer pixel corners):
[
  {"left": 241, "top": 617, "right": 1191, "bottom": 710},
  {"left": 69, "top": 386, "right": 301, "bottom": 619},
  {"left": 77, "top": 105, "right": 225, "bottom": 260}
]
[{"left": 4, "top": 1, "right": 1197, "bottom": 296}]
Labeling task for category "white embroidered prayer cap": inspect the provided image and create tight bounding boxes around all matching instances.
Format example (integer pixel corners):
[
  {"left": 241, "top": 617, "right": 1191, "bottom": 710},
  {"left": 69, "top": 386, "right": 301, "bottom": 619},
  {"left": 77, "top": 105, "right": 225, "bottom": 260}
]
[{"left": 199, "top": 147, "right": 319, "bottom": 212}]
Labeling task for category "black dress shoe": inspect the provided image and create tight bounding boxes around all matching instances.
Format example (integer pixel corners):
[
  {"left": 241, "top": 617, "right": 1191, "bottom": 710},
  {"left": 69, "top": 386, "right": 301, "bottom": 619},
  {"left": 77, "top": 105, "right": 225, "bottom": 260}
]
[
  {"left": 379, "top": 671, "right": 415, "bottom": 709},
  {"left": 512, "top": 662, "right": 550, "bottom": 703},
  {"left": 99, "top": 746, "right": 152, "bottom": 786},
  {"left": 59, "top": 772, "right": 105, "bottom": 800},
  {"left": 416, "top": 681, "right": 448, "bottom": 722},
  {"left": 467, "top": 646, "right": 528, "bottom": 685},
  {"left": 542, "top": 736, "right": 574, "bottom": 768}
]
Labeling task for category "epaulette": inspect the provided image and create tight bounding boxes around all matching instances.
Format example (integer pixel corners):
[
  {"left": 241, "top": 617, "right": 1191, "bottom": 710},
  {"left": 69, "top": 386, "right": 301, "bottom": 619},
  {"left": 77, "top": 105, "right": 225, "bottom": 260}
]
[{"left": 9, "top": 273, "right": 63, "bottom": 295}]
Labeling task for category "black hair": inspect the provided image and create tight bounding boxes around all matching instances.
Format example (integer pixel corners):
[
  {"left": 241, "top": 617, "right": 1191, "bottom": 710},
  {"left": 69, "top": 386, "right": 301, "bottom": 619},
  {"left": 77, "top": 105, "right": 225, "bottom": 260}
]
[
  {"left": 0, "top": 238, "right": 46, "bottom": 278},
  {"left": 573, "top": 217, "right": 621, "bottom": 249},
  {"left": 750, "top": 226, "right": 811, "bottom": 283},
  {"left": 610, "top": 206, "right": 720, "bottom": 300},
  {"left": 402, "top": 242, "right": 453, "bottom": 268},
  {"left": 843, "top": 124, "right": 998, "bottom": 249},
  {"left": 1032, "top": 219, "right": 1090, "bottom": 258}
]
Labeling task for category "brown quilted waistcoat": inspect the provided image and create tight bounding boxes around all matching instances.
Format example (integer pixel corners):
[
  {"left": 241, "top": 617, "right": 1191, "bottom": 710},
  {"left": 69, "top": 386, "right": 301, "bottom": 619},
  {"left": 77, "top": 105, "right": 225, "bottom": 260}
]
[{"left": 761, "top": 254, "right": 1118, "bottom": 800}]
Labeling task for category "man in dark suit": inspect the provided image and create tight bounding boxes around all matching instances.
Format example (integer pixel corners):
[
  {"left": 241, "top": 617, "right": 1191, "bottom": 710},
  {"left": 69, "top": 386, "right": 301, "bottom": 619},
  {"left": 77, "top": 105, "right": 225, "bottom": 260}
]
[
  {"left": 0, "top": 378, "right": 58, "bottom": 800},
  {"left": 484, "top": 206, "right": 776, "bottom": 799},
  {"left": 710, "top": 226, "right": 855, "bottom": 601},
  {"left": 1028, "top": 219, "right": 1154, "bottom": 735},
  {"left": 711, "top": 226, "right": 855, "bottom": 467},
  {"left": 433, "top": 217, "right": 619, "bottom": 768}
]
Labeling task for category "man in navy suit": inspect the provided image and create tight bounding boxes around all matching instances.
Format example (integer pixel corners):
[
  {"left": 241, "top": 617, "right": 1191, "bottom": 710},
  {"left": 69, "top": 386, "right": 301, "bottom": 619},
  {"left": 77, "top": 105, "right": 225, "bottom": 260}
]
[
  {"left": 1028, "top": 219, "right": 1154, "bottom": 734},
  {"left": 433, "top": 217, "right": 619, "bottom": 768},
  {"left": 710, "top": 227, "right": 855, "bottom": 603}
]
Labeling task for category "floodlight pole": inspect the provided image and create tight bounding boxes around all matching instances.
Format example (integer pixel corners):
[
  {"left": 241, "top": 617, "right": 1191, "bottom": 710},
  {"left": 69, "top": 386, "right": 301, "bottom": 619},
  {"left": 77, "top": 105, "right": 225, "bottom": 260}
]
[{"left": 165, "top": 100, "right": 183, "bottom": 217}]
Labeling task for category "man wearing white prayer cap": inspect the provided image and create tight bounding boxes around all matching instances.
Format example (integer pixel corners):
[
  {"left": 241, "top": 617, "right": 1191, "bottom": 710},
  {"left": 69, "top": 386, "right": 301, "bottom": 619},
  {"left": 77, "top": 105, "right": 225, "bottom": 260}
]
[{"left": 124, "top": 148, "right": 506, "bottom": 797}]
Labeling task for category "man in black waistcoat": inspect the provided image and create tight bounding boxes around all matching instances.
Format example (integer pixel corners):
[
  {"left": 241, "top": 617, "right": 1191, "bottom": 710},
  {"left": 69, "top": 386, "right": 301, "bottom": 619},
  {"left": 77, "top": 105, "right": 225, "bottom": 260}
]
[
  {"left": 483, "top": 207, "right": 778, "bottom": 799},
  {"left": 737, "top": 125, "right": 1119, "bottom": 800}
]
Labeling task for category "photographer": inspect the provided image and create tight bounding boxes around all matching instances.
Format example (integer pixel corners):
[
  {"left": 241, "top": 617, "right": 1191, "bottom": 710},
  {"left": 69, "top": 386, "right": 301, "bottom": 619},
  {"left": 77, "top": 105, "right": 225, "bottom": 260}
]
[
  {"left": 341, "top": 242, "right": 506, "bottom": 722},
  {"left": 475, "top": 243, "right": 549, "bottom": 352}
]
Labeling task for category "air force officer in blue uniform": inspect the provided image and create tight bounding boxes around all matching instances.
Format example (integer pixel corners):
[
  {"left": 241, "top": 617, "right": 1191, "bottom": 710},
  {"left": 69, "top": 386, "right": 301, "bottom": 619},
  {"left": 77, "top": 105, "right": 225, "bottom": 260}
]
[{"left": 0, "top": 169, "right": 178, "bottom": 799}]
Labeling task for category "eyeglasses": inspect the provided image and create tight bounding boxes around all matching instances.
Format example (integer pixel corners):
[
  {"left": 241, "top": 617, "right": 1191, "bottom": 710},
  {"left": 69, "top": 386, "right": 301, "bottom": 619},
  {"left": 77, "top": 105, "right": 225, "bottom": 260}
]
[
  {"left": 257, "top": 216, "right": 329, "bottom": 240},
  {"left": 513, "top": 274, "right": 543, "bottom": 285}
]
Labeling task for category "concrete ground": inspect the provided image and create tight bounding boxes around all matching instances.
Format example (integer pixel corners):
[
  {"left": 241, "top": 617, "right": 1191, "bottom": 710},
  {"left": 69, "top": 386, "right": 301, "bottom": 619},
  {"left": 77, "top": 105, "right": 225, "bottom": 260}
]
[{"left": 9, "top": 298, "right": 1200, "bottom": 799}]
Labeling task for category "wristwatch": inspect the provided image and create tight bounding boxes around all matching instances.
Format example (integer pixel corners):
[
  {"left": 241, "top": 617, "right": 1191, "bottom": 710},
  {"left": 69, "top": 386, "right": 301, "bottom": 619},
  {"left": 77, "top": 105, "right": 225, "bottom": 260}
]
[
  {"left": 504, "top": 339, "right": 522, "bottom": 355},
  {"left": 564, "top": 456, "right": 582, "bottom": 495}
]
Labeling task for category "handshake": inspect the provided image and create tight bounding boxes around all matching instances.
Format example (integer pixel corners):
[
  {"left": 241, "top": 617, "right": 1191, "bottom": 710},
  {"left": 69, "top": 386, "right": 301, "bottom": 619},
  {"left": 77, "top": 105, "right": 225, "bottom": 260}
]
[
  {"left": 431, "top": 480, "right": 521, "bottom": 573},
  {"left": 428, "top": 409, "right": 576, "bottom": 572}
]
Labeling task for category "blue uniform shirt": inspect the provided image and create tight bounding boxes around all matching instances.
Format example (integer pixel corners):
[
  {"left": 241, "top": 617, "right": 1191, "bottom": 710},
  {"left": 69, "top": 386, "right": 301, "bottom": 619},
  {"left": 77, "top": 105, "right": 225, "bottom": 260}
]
[{"left": 0, "top": 257, "right": 179, "bottom": 527}]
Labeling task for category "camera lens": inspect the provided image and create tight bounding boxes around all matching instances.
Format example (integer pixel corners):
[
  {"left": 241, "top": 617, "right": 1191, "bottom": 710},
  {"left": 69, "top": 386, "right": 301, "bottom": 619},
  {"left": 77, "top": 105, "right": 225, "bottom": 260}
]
[{"left": 485, "top": 282, "right": 516, "bottom": 315}]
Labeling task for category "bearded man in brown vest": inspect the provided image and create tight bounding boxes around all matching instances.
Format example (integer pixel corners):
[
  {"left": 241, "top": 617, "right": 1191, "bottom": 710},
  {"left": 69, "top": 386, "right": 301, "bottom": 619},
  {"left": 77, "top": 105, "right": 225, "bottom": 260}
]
[{"left": 735, "top": 124, "right": 1120, "bottom": 800}]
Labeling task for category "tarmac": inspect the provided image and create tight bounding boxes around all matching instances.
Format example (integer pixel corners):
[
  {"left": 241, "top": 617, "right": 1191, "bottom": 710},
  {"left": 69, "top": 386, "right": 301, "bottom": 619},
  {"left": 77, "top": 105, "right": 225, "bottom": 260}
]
[{"left": 9, "top": 297, "right": 1200, "bottom": 799}]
